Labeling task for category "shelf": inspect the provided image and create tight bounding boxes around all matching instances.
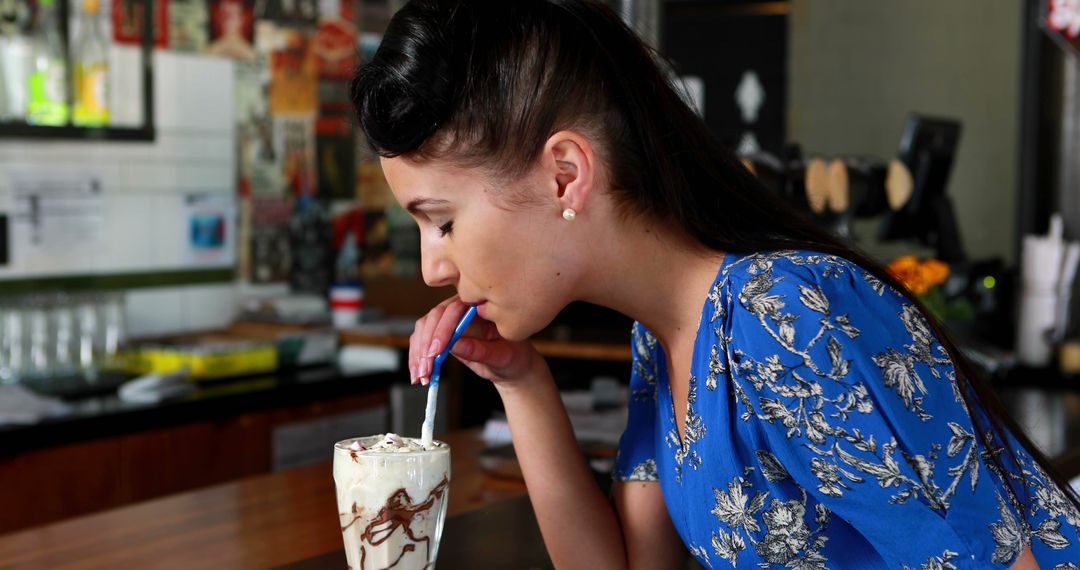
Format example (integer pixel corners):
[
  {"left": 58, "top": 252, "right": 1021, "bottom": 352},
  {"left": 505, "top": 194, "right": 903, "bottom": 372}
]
[
  {"left": 0, "top": 0, "right": 155, "bottom": 142},
  {"left": 0, "top": 122, "right": 155, "bottom": 142}
]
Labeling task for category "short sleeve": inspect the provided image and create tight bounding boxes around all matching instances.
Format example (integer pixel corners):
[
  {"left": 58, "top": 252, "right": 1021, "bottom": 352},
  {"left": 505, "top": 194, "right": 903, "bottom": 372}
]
[
  {"left": 613, "top": 322, "right": 660, "bottom": 482},
  {"left": 723, "top": 255, "right": 1028, "bottom": 568}
]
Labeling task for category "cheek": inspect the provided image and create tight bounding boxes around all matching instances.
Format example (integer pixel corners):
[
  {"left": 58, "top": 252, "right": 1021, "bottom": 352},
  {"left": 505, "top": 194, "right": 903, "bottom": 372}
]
[{"left": 464, "top": 216, "right": 534, "bottom": 279}]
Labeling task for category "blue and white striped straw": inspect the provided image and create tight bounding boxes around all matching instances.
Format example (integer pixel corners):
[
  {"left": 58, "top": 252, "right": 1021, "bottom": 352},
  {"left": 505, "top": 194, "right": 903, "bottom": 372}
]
[{"left": 420, "top": 305, "right": 478, "bottom": 448}]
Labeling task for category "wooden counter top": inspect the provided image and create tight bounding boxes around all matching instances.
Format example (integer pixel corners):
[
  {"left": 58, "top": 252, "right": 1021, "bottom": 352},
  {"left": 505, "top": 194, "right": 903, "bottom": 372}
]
[
  {"left": 229, "top": 320, "right": 632, "bottom": 362},
  {"left": 0, "top": 429, "right": 527, "bottom": 569},
  {"left": 337, "top": 329, "right": 632, "bottom": 362}
]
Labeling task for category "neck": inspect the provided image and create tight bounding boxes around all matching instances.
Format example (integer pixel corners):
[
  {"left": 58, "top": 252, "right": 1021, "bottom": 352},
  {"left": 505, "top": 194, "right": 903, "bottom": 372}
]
[{"left": 578, "top": 213, "right": 724, "bottom": 355}]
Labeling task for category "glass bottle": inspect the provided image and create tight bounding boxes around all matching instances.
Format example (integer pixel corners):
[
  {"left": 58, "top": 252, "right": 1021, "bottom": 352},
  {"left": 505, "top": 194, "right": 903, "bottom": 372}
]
[
  {"left": 27, "top": 0, "right": 68, "bottom": 125},
  {"left": 72, "top": 0, "right": 108, "bottom": 126},
  {"left": 0, "top": 0, "right": 31, "bottom": 121}
]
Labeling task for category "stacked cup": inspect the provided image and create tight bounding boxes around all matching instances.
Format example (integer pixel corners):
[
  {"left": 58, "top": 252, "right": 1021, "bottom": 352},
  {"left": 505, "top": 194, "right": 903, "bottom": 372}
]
[{"left": 1016, "top": 214, "right": 1080, "bottom": 366}]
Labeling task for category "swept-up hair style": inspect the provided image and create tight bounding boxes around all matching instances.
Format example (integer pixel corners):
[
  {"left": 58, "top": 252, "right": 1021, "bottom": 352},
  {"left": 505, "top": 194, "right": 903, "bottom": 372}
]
[{"left": 351, "top": 0, "right": 1079, "bottom": 507}]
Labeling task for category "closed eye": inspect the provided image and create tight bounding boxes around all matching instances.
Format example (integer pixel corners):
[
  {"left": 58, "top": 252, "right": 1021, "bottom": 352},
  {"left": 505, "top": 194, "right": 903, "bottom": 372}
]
[{"left": 438, "top": 220, "right": 454, "bottom": 237}]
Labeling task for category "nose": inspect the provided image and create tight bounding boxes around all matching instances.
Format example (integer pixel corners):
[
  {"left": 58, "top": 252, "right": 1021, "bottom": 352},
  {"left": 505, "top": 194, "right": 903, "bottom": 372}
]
[{"left": 420, "top": 240, "right": 458, "bottom": 288}]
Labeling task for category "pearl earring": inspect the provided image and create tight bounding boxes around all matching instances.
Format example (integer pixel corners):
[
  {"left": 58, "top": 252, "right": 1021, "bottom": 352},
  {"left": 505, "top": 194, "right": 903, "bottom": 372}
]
[{"left": 562, "top": 208, "right": 577, "bottom": 221}]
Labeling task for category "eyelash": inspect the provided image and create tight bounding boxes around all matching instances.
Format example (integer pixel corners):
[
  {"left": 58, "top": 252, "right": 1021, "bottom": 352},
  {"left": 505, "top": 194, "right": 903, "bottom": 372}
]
[{"left": 437, "top": 220, "right": 454, "bottom": 237}]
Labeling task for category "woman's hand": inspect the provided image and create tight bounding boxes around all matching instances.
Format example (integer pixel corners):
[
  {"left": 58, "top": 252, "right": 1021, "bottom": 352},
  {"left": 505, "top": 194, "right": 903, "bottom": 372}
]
[{"left": 409, "top": 296, "right": 543, "bottom": 387}]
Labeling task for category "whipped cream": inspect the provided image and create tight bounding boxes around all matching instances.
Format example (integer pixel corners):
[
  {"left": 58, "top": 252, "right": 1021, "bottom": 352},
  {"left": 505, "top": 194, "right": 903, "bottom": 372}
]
[{"left": 353, "top": 432, "right": 443, "bottom": 453}]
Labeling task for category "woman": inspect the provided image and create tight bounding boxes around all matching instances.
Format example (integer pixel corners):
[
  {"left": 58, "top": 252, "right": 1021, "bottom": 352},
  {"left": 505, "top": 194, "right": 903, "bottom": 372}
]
[{"left": 350, "top": 1, "right": 1080, "bottom": 568}]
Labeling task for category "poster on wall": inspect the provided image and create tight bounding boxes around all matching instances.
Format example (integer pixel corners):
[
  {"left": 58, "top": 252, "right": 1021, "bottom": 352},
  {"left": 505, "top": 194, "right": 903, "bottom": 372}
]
[
  {"left": 236, "top": 53, "right": 286, "bottom": 197},
  {"left": 316, "top": 117, "right": 355, "bottom": 200},
  {"left": 6, "top": 171, "right": 106, "bottom": 261},
  {"left": 275, "top": 115, "right": 317, "bottom": 196},
  {"left": 356, "top": 160, "right": 391, "bottom": 209},
  {"left": 168, "top": 0, "right": 209, "bottom": 52},
  {"left": 250, "top": 196, "right": 292, "bottom": 283},
  {"left": 257, "top": 0, "right": 318, "bottom": 27},
  {"left": 184, "top": 193, "right": 237, "bottom": 266},
  {"left": 314, "top": 0, "right": 357, "bottom": 80},
  {"left": 112, "top": 0, "right": 169, "bottom": 47},
  {"left": 207, "top": 0, "right": 256, "bottom": 59},
  {"left": 267, "top": 26, "right": 318, "bottom": 115}
]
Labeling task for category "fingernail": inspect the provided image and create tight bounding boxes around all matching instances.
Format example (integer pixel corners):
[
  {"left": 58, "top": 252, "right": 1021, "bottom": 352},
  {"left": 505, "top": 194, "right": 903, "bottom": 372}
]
[
  {"left": 410, "top": 365, "right": 417, "bottom": 384},
  {"left": 452, "top": 340, "right": 472, "bottom": 359},
  {"left": 419, "top": 360, "right": 428, "bottom": 378},
  {"left": 420, "top": 376, "right": 429, "bottom": 386},
  {"left": 427, "top": 338, "right": 441, "bottom": 357}
]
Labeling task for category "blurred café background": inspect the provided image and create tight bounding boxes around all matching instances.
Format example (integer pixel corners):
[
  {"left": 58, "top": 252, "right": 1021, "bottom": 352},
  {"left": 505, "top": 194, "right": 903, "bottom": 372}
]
[{"left": 0, "top": 0, "right": 1079, "bottom": 544}]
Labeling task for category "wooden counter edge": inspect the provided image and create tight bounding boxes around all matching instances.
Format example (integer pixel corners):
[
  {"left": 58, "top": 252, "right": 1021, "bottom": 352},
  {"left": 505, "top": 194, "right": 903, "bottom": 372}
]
[{"left": 0, "top": 429, "right": 527, "bottom": 569}]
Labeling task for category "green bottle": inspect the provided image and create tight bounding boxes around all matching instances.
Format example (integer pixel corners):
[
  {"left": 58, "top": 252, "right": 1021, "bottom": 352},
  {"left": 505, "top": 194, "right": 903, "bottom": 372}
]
[{"left": 27, "top": 0, "right": 69, "bottom": 126}]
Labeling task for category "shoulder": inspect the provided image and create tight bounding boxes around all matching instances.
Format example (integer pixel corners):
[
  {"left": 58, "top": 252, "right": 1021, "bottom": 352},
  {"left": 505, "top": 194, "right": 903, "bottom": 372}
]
[
  {"left": 722, "top": 250, "right": 887, "bottom": 292},
  {"left": 718, "top": 250, "right": 897, "bottom": 317}
]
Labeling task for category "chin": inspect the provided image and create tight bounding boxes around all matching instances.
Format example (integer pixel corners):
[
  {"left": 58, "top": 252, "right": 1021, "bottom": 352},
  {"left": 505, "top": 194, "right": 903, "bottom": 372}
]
[
  {"left": 493, "top": 320, "right": 532, "bottom": 343},
  {"left": 492, "top": 311, "right": 557, "bottom": 343}
]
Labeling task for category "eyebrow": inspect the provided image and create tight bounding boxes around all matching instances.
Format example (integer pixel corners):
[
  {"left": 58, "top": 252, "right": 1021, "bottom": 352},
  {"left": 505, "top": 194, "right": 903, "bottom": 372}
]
[{"left": 405, "top": 197, "right": 451, "bottom": 215}]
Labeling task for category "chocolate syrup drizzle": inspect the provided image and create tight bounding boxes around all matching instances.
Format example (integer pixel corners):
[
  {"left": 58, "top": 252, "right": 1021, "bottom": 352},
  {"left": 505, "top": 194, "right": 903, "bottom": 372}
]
[{"left": 339, "top": 475, "right": 449, "bottom": 570}]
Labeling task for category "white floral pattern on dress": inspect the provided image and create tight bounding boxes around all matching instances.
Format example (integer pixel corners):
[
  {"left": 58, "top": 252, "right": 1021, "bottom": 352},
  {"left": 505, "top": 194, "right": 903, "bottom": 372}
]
[{"left": 614, "top": 251, "right": 1080, "bottom": 569}]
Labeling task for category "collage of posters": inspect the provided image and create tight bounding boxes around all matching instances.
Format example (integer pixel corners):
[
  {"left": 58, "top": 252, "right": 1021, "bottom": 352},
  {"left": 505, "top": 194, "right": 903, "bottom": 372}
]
[{"left": 187, "top": 0, "right": 416, "bottom": 285}]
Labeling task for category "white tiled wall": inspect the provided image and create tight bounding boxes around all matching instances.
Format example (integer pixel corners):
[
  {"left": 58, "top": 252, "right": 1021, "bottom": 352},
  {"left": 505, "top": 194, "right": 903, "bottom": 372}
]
[
  {"left": 0, "top": 51, "right": 242, "bottom": 337},
  {"left": 0, "top": 51, "right": 236, "bottom": 278},
  {"left": 124, "top": 283, "right": 239, "bottom": 338}
]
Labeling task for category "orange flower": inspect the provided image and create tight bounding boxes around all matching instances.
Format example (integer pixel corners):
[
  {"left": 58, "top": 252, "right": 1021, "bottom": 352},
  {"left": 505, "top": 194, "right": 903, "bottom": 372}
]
[
  {"left": 887, "top": 256, "right": 926, "bottom": 295},
  {"left": 888, "top": 256, "right": 921, "bottom": 271},
  {"left": 886, "top": 256, "right": 950, "bottom": 296},
  {"left": 921, "top": 259, "right": 950, "bottom": 287}
]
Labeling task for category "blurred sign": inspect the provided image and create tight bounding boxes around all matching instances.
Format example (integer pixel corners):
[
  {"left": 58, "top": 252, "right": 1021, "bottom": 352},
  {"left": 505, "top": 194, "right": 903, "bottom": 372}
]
[{"left": 7, "top": 171, "right": 105, "bottom": 258}]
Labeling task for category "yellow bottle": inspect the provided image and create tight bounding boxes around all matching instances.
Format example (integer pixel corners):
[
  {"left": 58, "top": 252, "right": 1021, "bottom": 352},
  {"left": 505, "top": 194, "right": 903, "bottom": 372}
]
[{"left": 72, "top": 0, "right": 109, "bottom": 127}]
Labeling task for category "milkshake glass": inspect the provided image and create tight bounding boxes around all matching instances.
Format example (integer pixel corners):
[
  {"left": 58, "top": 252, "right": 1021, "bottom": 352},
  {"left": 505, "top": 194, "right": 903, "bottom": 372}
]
[{"left": 333, "top": 434, "right": 450, "bottom": 570}]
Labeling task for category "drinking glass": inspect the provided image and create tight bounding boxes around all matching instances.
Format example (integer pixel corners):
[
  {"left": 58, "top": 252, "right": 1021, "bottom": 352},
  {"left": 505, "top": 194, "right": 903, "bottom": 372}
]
[{"left": 333, "top": 436, "right": 451, "bottom": 570}]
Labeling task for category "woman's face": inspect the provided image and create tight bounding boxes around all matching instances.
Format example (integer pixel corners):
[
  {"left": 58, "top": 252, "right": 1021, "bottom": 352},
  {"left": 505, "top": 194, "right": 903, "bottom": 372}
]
[{"left": 381, "top": 156, "right": 581, "bottom": 341}]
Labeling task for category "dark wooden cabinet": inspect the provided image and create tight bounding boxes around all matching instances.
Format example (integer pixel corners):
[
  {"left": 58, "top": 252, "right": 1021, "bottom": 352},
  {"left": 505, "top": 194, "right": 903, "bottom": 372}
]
[{"left": 0, "top": 391, "right": 386, "bottom": 534}]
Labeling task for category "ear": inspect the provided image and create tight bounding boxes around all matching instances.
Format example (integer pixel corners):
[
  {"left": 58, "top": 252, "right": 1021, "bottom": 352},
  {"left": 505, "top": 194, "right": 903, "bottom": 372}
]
[{"left": 541, "top": 131, "right": 596, "bottom": 216}]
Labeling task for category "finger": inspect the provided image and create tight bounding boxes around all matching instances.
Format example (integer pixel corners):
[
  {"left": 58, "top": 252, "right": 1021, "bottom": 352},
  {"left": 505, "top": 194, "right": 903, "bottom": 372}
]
[
  {"left": 450, "top": 336, "right": 515, "bottom": 369},
  {"left": 415, "top": 315, "right": 438, "bottom": 384},
  {"left": 410, "top": 297, "right": 454, "bottom": 384},
  {"left": 416, "top": 296, "right": 462, "bottom": 384},
  {"left": 426, "top": 300, "right": 471, "bottom": 363},
  {"left": 408, "top": 316, "right": 427, "bottom": 385}
]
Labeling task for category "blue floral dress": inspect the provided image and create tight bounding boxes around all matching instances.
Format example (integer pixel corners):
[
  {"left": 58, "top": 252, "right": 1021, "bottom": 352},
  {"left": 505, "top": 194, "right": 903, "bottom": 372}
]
[{"left": 614, "top": 250, "right": 1080, "bottom": 569}]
